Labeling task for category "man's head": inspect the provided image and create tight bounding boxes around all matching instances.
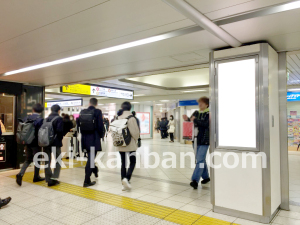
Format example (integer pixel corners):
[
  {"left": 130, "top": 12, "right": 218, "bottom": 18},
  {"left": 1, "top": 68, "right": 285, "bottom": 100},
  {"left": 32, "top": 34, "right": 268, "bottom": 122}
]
[
  {"left": 198, "top": 97, "right": 209, "bottom": 111},
  {"left": 51, "top": 104, "right": 61, "bottom": 114},
  {"left": 32, "top": 103, "right": 44, "bottom": 114},
  {"left": 89, "top": 98, "right": 98, "bottom": 107}
]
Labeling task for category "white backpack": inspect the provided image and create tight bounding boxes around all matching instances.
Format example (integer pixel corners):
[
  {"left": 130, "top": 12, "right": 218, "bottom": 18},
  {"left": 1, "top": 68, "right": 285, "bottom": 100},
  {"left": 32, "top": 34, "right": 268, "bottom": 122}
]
[{"left": 110, "top": 116, "right": 133, "bottom": 147}]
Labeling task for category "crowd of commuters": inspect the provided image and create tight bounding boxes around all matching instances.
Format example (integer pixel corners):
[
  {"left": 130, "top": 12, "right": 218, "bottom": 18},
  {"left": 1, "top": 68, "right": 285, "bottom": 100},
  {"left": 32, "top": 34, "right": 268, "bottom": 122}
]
[{"left": 0, "top": 96, "right": 210, "bottom": 210}]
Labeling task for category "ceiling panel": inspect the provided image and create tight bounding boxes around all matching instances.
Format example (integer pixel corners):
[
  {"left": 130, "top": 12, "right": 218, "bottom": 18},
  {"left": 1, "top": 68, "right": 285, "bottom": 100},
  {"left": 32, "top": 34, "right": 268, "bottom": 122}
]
[
  {"left": 0, "top": 0, "right": 194, "bottom": 73},
  {"left": 0, "top": 30, "right": 224, "bottom": 86},
  {"left": 287, "top": 53, "right": 300, "bottom": 86}
]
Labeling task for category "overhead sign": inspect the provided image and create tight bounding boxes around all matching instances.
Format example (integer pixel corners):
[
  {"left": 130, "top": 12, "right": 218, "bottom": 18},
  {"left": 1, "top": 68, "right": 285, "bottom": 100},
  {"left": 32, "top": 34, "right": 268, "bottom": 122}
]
[
  {"left": 61, "top": 84, "right": 134, "bottom": 100},
  {"left": 178, "top": 100, "right": 198, "bottom": 106},
  {"left": 287, "top": 92, "right": 300, "bottom": 101},
  {"left": 45, "top": 99, "right": 83, "bottom": 108}
]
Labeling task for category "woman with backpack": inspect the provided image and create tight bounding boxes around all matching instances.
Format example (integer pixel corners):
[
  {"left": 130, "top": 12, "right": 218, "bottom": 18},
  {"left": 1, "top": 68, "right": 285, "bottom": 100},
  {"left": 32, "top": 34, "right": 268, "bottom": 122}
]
[{"left": 115, "top": 102, "right": 140, "bottom": 191}]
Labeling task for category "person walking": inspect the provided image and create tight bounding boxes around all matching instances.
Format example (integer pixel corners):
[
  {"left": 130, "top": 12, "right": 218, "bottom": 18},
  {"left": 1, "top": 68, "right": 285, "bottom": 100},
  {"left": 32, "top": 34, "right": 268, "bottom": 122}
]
[
  {"left": 77, "top": 98, "right": 104, "bottom": 187},
  {"left": 155, "top": 118, "right": 160, "bottom": 133},
  {"left": 16, "top": 104, "right": 45, "bottom": 186},
  {"left": 168, "top": 115, "right": 175, "bottom": 143},
  {"left": 183, "top": 97, "right": 210, "bottom": 189},
  {"left": 160, "top": 118, "right": 168, "bottom": 139},
  {"left": 44, "top": 104, "right": 64, "bottom": 187},
  {"left": 115, "top": 102, "right": 140, "bottom": 191}
]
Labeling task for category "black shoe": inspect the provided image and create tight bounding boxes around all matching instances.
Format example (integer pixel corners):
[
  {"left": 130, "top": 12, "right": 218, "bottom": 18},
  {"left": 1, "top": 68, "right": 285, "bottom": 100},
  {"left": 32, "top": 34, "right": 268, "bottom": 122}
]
[
  {"left": 48, "top": 180, "right": 60, "bottom": 187},
  {"left": 201, "top": 178, "right": 210, "bottom": 184},
  {"left": 190, "top": 181, "right": 198, "bottom": 189},
  {"left": 83, "top": 181, "right": 96, "bottom": 187},
  {"left": 33, "top": 177, "right": 45, "bottom": 183},
  {"left": 16, "top": 174, "right": 22, "bottom": 186},
  {"left": 93, "top": 166, "right": 99, "bottom": 178},
  {"left": 0, "top": 197, "right": 11, "bottom": 209}
]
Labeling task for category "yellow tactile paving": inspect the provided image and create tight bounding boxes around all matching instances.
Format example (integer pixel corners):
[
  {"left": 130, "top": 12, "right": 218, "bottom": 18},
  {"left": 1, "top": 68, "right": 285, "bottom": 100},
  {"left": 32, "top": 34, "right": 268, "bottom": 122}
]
[{"left": 10, "top": 166, "right": 239, "bottom": 225}]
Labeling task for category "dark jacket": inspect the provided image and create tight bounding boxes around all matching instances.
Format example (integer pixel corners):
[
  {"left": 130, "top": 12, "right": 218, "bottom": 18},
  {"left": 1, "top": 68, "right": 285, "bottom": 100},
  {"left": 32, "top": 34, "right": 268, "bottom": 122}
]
[
  {"left": 0, "top": 124, "right": 1, "bottom": 136},
  {"left": 77, "top": 106, "right": 104, "bottom": 152},
  {"left": 160, "top": 120, "right": 168, "bottom": 131},
  {"left": 63, "top": 119, "right": 73, "bottom": 136},
  {"left": 190, "top": 110, "right": 209, "bottom": 145},
  {"left": 25, "top": 113, "right": 43, "bottom": 147},
  {"left": 45, "top": 112, "right": 64, "bottom": 147}
]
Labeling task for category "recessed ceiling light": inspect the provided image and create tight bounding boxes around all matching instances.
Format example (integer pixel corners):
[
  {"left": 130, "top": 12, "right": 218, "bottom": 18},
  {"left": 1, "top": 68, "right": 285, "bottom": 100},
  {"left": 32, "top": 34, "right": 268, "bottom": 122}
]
[
  {"left": 288, "top": 88, "right": 300, "bottom": 92},
  {"left": 181, "top": 90, "right": 206, "bottom": 93},
  {"left": 3, "top": 35, "right": 169, "bottom": 76}
]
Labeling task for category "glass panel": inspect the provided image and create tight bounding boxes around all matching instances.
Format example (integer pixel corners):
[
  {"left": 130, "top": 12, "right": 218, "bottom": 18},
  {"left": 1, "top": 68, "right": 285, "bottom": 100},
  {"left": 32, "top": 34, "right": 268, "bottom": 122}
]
[
  {"left": 0, "top": 95, "right": 15, "bottom": 135},
  {"left": 218, "top": 58, "right": 256, "bottom": 148}
]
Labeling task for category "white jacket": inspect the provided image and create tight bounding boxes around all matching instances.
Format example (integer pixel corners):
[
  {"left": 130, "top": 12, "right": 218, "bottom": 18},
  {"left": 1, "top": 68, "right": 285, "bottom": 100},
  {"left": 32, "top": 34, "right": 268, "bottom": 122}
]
[
  {"left": 168, "top": 120, "right": 175, "bottom": 133},
  {"left": 116, "top": 111, "right": 140, "bottom": 152}
]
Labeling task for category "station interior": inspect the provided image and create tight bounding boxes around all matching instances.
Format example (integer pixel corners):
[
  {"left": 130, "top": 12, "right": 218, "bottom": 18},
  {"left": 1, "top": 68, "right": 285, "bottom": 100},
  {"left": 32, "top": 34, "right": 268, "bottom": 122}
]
[{"left": 1, "top": 1, "right": 300, "bottom": 225}]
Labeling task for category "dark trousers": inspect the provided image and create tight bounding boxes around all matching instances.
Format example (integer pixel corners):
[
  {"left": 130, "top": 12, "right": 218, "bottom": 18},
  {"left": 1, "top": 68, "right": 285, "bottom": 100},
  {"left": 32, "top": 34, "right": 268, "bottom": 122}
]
[
  {"left": 85, "top": 151, "right": 98, "bottom": 184},
  {"left": 170, "top": 133, "right": 174, "bottom": 142},
  {"left": 161, "top": 130, "right": 167, "bottom": 138},
  {"left": 120, "top": 151, "right": 136, "bottom": 181},
  {"left": 44, "top": 146, "right": 62, "bottom": 182},
  {"left": 19, "top": 146, "right": 42, "bottom": 178}
]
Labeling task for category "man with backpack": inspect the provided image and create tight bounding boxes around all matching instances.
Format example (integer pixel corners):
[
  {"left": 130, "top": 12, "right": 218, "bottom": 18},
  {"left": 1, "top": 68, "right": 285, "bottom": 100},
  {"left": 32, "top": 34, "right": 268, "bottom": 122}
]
[
  {"left": 77, "top": 98, "right": 104, "bottom": 187},
  {"left": 16, "top": 103, "right": 45, "bottom": 186},
  {"left": 42, "top": 104, "right": 64, "bottom": 187}
]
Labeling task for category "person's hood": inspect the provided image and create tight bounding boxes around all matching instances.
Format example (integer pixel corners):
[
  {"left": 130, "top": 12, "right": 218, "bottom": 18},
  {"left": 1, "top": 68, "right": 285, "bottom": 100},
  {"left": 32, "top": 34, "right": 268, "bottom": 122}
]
[{"left": 119, "top": 110, "right": 132, "bottom": 118}]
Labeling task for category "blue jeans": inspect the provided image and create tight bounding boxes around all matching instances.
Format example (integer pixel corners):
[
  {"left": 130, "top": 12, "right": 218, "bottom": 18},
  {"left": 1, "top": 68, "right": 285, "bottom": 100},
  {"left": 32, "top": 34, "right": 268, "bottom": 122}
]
[{"left": 191, "top": 145, "right": 209, "bottom": 183}]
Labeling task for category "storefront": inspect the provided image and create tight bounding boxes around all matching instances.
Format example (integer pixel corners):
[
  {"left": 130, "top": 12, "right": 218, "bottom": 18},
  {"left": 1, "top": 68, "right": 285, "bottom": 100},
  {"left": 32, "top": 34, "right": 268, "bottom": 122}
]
[
  {"left": 0, "top": 81, "right": 44, "bottom": 170},
  {"left": 287, "top": 92, "right": 300, "bottom": 151}
]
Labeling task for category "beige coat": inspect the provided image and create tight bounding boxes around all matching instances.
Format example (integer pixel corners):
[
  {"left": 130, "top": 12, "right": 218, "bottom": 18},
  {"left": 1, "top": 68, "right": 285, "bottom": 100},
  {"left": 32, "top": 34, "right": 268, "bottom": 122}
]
[
  {"left": 116, "top": 111, "right": 140, "bottom": 152},
  {"left": 168, "top": 120, "right": 175, "bottom": 133}
]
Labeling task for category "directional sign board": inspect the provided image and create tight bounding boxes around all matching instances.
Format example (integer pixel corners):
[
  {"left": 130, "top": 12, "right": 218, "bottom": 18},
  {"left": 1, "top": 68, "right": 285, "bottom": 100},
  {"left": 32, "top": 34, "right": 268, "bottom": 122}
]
[{"left": 61, "top": 84, "right": 134, "bottom": 100}]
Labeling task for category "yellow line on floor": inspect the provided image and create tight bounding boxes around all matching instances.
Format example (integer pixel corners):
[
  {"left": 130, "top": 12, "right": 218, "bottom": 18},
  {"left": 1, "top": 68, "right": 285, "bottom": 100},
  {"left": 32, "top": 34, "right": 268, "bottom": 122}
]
[{"left": 10, "top": 169, "right": 238, "bottom": 225}]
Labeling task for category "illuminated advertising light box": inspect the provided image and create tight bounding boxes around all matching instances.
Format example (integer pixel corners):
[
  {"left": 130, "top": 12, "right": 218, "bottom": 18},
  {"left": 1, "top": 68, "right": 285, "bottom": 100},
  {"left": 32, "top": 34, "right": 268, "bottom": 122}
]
[
  {"left": 45, "top": 99, "right": 83, "bottom": 108},
  {"left": 0, "top": 142, "right": 6, "bottom": 162},
  {"left": 136, "top": 112, "right": 150, "bottom": 135},
  {"left": 61, "top": 84, "right": 134, "bottom": 100}
]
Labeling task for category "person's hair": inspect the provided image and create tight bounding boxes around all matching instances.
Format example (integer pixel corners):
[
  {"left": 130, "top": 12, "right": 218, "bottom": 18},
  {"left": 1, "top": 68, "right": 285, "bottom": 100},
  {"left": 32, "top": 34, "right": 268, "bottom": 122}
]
[
  {"left": 64, "top": 114, "right": 70, "bottom": 120},
  {"left": 89, "top": 98, "right": 98, "bottom": 106},
  {"left": 198, "top": 96, "right": 209, "bottom": 107},
  {"left": 51, "top": 104, "right": 61, "bottom": 113},
  {"left": 132, "top": 111, "right": 136, "bottom": 117},
  {"left": 170, "top": 115, "right": 174, "bottom": 120},
  {"left": 117, "top": 101, "right": 132, "bottom": 116},
  {"left": 32, "top": 103, "right": 44, "bottom": 113}
]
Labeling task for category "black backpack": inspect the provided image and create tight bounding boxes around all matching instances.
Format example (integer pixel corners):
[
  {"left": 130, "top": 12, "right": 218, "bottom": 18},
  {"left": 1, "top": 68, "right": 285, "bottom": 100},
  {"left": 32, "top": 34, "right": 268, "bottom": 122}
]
[
  {"left": 16, "top": 118, "right": 37, "bottom": 145},
  {"left": 79, "top": 109, "right": 95, "bottom": 133}
]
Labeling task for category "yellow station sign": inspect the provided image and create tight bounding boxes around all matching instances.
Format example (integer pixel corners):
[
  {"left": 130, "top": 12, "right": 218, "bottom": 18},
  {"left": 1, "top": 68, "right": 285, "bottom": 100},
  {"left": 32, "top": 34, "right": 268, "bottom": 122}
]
[{"left": 61, "top": 84, "right": 91, "bottom": 95}]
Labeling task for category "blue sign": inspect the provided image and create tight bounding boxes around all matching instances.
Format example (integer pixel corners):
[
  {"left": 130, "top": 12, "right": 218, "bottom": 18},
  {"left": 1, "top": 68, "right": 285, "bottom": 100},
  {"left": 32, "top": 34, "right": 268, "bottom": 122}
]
[
  {"left": 287, "top": 92, "right": 300, "bottom": 101},
  {"left": 178, "top": 100, "right": 198, "bottom": 106}
]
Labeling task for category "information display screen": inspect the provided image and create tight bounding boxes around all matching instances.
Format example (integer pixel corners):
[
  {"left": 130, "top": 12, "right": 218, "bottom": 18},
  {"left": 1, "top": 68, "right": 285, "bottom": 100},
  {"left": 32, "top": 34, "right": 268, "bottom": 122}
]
[
  {"left": 61, "top": 84, "right": 134, "bottom": 100},
  {"left": 45, "top": 99, "right": 83, "bottom": 108},
  {"left": 136, "top": 112, "right": 150, "bottom": 135}
]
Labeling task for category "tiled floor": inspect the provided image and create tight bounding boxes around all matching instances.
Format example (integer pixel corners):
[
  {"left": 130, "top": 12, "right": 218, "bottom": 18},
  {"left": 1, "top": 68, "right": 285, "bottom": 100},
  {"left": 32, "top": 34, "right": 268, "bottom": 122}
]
[{"left": 0, "top": 134, "right": 300, "bottom": 224}]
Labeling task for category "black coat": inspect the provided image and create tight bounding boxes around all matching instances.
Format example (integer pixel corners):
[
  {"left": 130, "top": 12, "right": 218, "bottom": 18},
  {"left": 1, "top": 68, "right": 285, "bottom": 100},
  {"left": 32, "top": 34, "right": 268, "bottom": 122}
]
[
  {"left": 25, "top": 113, "right": 43, "bottom": 147},
  {"left": 191, "top": 110, "right": 209, "bottom": 145},
  {"left": 63, "top": 119, "right": 73, "bottom": 136},
  {"left": 45, "top": 113, "right": 64, "bottom": 147},
  {"left": 160, "top": 120, "right": 168, "bottom": 131},
  {"left": 77, "top": 106, "right": 104, "bottom": 152}
]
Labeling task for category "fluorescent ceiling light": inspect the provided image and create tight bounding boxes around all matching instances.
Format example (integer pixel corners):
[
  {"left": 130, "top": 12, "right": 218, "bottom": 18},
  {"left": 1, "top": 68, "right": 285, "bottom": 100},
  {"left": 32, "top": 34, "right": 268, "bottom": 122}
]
[
  {"left": 45, "top": 97, "right": 53, "bottom": 100},
  {"left": 181, "top": 90, "right": 206, "bottom": 93},
  {"left": 160, "top": 100, "right": 170, "bottom": 102},
  {"left": 131, "top": 102, "right": 139, "bottom": 104},
  {"left": 156, "top": 104, "right": 163, "bottom": 105},
  {"left": 98, "top": 104, "right": 104, "bottom": 106},
  {"left": 3, "top": 35, "right": 168, "bottom": 76},
  {"left": 288, "top": 88, "right": 300, "bottom": 92},
  {"left": 134, "top": 94, "right": 145, "bottom": 97}
]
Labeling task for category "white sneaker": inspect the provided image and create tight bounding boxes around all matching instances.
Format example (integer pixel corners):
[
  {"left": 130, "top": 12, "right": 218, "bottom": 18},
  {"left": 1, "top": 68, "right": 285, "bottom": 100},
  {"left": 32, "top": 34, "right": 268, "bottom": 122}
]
[
  {"left": 122, "top": 185, "right": 126, "bottom": 191},
  {"left": 122, "top": 178, "right": 131, "bottom": 191}
]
